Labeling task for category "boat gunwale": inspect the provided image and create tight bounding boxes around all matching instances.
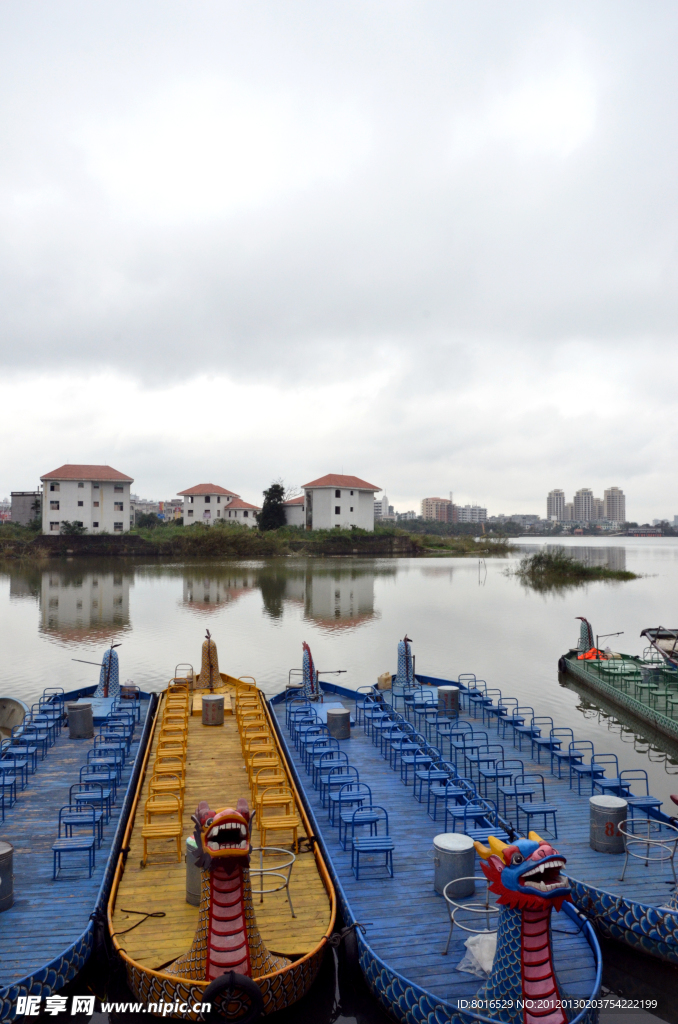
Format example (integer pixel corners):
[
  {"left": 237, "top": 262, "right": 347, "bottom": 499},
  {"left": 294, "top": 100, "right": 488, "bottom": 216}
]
[{"left": 107, "top": 672, "right": 336, "bottom": 992}]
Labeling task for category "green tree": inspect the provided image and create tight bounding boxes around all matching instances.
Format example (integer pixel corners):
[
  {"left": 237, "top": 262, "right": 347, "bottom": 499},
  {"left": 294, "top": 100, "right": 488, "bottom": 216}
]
[
  {"left": 60, "top": 520, "right": 87, "bottom": 535},
  {"left": 257, "top": 483, "right": 287, "bottom": 531},
  {"left": 135, "top": 511, "right": 161, "bottom": 528}
]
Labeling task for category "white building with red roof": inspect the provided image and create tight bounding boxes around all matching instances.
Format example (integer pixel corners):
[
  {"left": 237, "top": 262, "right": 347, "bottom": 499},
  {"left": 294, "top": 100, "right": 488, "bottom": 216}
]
[
  {"left": 282, "top": 494, "right": 306, "bottom": 527},
  {"left": 40, "top": 464, "right": 134, "bottom": 534},
  {"left": 177, "top": 484, "right": 260, "bottom": 528},
  {"left": 301, "top": 474, "right": 381, "bottom": 531}
]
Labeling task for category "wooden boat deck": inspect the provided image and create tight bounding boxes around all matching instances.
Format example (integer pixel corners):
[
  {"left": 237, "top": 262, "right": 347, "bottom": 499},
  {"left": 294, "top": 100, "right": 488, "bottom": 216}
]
[
  {"left": 273, "top": 697, "right": 602, "bottom": 1006},
  {"left": 110, "top": 690, "right": 332, "bottom": 970},
  {"left": 0, "top": 700, "right": 150, "bottom": 986}
]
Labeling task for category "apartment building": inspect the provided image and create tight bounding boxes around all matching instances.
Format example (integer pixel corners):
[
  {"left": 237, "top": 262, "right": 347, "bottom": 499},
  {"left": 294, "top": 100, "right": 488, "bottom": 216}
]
[{"left": 41, "top": 465, "right": 133, "bottom": 534}]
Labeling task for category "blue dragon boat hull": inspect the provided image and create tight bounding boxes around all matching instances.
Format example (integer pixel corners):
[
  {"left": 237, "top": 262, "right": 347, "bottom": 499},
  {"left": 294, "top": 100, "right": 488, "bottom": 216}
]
[
  {"left": 0, "top": 685, "right": 156, "bottom": 1021},
  {"left": 270, "top": 678, "right": 602, "bottom": 1024}
]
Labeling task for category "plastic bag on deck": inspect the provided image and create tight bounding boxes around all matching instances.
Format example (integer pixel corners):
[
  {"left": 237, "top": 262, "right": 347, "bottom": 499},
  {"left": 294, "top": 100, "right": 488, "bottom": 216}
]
[{"left": 456, "top": 933, "right": 497, "bottom": 977}]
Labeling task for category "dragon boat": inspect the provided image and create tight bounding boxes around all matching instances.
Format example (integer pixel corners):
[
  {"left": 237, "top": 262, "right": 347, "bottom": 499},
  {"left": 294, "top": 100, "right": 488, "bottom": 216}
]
[
  {"left": 107, "top": 633, "right": 336, "bottom": 1022},
  {"left": 268, "top": 640, "right": 603, "bottom": 1024},
  {"left": 0, "top": 651, "right": 153, "bottom": 1021},
  {"left": 559, "top": 617, "right": 678, "bottom": 746}
]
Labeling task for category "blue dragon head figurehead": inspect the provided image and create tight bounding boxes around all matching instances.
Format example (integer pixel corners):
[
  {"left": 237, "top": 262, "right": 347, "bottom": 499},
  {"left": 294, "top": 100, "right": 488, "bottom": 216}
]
[{"left": 474, "top": 832, "right": 571, "bottom": 912}]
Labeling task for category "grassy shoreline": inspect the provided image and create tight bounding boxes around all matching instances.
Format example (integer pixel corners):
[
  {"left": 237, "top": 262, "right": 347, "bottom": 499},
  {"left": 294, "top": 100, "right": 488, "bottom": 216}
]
[{"left": 0, "top": 523, "right": 516, "bottom": 561}]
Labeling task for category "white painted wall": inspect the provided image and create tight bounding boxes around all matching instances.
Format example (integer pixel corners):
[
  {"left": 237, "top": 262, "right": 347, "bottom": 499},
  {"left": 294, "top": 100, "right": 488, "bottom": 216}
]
[
  {"left": 42, "top": 479, "right": 131, "bottom": 534},
  {"left": 183, "top": 493, "right": 233, "bottom": 525},
  {"left": 283, "top": 502, "right": 305, "bottom": 527},
  {"left": 305, "top": 486, "right": 376, "bottom": 530},
  {"left": 222, "top": 505, "right": 259, "bottom": 528}
]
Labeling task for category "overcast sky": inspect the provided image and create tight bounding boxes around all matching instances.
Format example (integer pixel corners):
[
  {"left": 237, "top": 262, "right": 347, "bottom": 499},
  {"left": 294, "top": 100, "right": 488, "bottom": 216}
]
[{"left": 2, "top": 1, "right": 677, "bottom": 520}]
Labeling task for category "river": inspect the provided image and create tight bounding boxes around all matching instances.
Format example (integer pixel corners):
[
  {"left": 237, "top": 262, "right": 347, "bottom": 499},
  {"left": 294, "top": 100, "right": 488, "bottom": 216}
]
[{"left": 1, "top": 536, "right": 677, "bottom": 1021}]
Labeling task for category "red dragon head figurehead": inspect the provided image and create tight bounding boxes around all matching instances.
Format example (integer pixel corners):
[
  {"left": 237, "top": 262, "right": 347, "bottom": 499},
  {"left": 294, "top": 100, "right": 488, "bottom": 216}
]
[
  {"left": 191, "top": 799, "right": 251, "bottom": 869},
  {"left": 474, "top": 832, "right": 571, "bottom": 912}
]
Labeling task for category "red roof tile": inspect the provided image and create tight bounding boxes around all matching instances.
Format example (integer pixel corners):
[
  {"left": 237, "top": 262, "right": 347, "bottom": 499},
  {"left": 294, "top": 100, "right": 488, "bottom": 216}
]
[
  {"left": 226, "top": 498, "right": 261, "bottom": 510},
  {"left": 283, "top": 495, "right": 305, "bottom": 505},
  {"left": 177, "top": 483, "right": 240, "bottom": 497},
  {"left": 41, "top": 464, "right": 133, "bottom": 482},
  {"left": 302, "top": 474, "right": 380, "bottom": 491}
]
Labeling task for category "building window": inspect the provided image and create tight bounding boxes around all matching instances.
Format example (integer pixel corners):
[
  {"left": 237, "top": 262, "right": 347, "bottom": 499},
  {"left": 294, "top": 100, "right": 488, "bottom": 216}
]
[
  {"left": 350, "top": 490, "right": 354, "bottom": 495},
  {"left": 217, "top": 496, "right": 221, "bottom": 504},
  {"left": 228, "top": 511, "right": 232, "bottom": 517},
  {"left": 189, "top": 496, "right": 194, "bottom": 504},
  {"left": 93, "top": 501, "right": 99, "bottom": 507},
  {"left": 335, "top": 506, "right": 341, "bottom": 514},
  {"left": 205, "top": 496, "right": 210, "bottom": 503},
  {"left": 50, "top": 501, "right": 59, "bottom": 510},
  {"left": 217, "top": 509, "right": 221, "bottom": 516},
  {"left": 114, "top": 502, "right": 123, "bottom": 511},
  {"left": 93, "top": 483, "right": 99, "bottom": 489},
  {"left": 188, "top": 510, "right": 194, "bottom": 517},
  {"left": 93, "top": 522, "right": 99, "bottom": 528},
  {"left": 350, "top": 506, "right": 354, "bottom": 512},
  {"left": 49, "top": 597, "right": 58, "bottom": 608},
  {"left": 113, "top": 522, "right": 123, "bottom": 532},
  {"left": 77, "top": 501, "right": 84, "bottom": 507},
  {"left": 335, "top": 490, "right": 341, "bottom": 498},
  {"left": 75, "top": 521, "right": 83, "bottom": 528},
  {"left": 50, "top": 521, "right": 59, "bottom": 531},
  {"left": 50, "top": 483, "right": 59, "bottom": 492},
  {"left": 114, "top": 485, "right": 123, "bottom": 492},
  {"left": 78, "top": 482, "right": 84, "bottom": 488},
  {"left": 244, "top": 510, "right": 249, "bottom": 518}
]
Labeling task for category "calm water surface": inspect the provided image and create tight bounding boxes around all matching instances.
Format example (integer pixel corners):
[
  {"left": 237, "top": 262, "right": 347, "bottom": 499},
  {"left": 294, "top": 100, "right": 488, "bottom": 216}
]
[{"left": 2, "top": 537, "right": 678, "bottom": 1021}]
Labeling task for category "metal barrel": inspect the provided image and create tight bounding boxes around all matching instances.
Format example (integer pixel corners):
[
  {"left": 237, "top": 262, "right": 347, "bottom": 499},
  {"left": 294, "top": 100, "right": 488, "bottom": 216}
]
[
  {"left": 433, "top": 833, "right": 475, "bottom": 896},
  {"left": 438, "top": 686, "right": 459, "bottom": 717},
  {"left": 201, "top": 694, "right": 224, "bottom": 726},
  {"left": 327, "top": 708, "right": 350, "bottom": 740},
  {"left": 67, "top": 703, "right": 93, "bottom": 739},
  {"left": 589, "top": 795, "right": 627, "bottom": 853},
  {"left": 0, "top": 842, "right": 13, "bottom": 912},
  {"left": 185, "top": 836, "right": 202, "bottom": 906}
]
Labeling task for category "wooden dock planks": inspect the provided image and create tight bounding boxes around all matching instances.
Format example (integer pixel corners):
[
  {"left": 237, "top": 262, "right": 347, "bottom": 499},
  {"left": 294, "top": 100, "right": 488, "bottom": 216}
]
[
  {"left": 110, "top": 690, "right": 331, "bottom": 972},
  {"left": 0, "top": 703, "right": 149, "bottom": 986}
]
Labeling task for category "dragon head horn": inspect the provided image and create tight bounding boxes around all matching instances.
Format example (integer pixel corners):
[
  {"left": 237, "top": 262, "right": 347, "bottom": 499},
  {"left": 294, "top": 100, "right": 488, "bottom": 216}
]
[
  {"left": 528, "top": 830, "right": 545, "bottom": 843},
  {"left": 473, "top": 835, "right": 509, "bottom": 860}
]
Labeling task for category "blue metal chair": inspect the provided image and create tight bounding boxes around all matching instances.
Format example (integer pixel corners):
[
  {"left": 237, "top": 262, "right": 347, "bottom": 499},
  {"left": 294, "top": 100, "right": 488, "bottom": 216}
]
[
  {"left": 320, "top": 764, "right": 358, "bottom": 809},
  {"left": 0, "top": 766, "right": 17, "bottom": 810},
  {"left": 52, "top": 805, "right": 96, "bottom": 879},
  {"left": 549, "top": 728, "right": 576, "bottom": 778},
  {"left": 87, "top": 745, "right": 123, "bottom": 783},
  {"left": 0, "top": 747, "right": 29, "bottom": 790},
  {"left": 529, "top": 718, "right": 558, "bottom": 764},
  {"left": 445, "top": 796, "right": 489, "bottom": 833},
  {"left": 71, "top": 781, "right": 111, "bottom": 825},
  {"left": 618, "top": 769, "right": 663, "bottom": 817},
  {"left": 499, "top": 705, "right": 532, "bottom": 741},
  {"left": 305, "top": 736, "right": 337, "bottom": 775},
  {"left": 516, "top": 774, "right": 558, "bottom": 838},
  {"left": 315, "top": 750, "right": 348, "bottom": 791},
  {"left": 479, "top": 757, "right": 523, "bottom": 800},
  {"left": 329, "top": 781, "right": 372, "bottom": 827},
  {"left": 463, "top": 742, "right": 502, "bottom": 787},
  {"left": 351, "top": 807, "right": 394, "bottom": 879},
  {"left": 429, "top": 772, "right": 475, "bottom": 821},
  {"left": 389, "top": 724, "right": 419, "bottom": 771},
  {"left": 80, "top": 763, "right": 117, "bottom": 805},
  {"left": 489, "top": 697, "right": 518, "bottom": 734},
  {"left": 590, "top": 754, "right": 624, "bottom": 797},
  {"left": 569, "top": 742, "right": 607, "bottom": 794},
  {"left": 340, "top": 799, "right": 381, "bottom": 850},
  {"left": 354, "top": 687, "right": 377, "bottom": 727},
  {"left": 400, "top": 736, "right": 433, "bottom": 786},
  {"left": 450, "top": 729, "right": 489, "bottom": 771},
  {"left": 414, "top": 761, "right": 450, "bottom": 805},
  {"left": 499, "top": 771, "right": 536, "bottom": 818},
  {"left": 59, "top": 801, "right": 103, "bottom": 847},
  {"left": 480, "top": 690, "right": 503, "bottom": 727}
]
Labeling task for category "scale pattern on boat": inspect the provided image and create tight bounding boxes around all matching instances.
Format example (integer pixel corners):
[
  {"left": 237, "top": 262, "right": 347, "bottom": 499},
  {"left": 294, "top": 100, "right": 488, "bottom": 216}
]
[{"left": 569, "top": 878, "right": 678, "bottom": 965}]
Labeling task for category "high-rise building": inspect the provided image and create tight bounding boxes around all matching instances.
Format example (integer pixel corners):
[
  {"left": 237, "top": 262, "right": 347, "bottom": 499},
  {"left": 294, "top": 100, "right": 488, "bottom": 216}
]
[
  {"left": 546, "top": 489, "right": 565, "bottom": 520},
  {"left": 456, "top": 505, "right": 487, "bottom": 523},
  {"left": 604, "top": 487, "right": 626, "bottom": 523},
  {"left": 592, "top": 497, "right": 605, "bottom": 520},
  {"left": 574, "top": 488, "right": 593, "bottom": 522},
  {"left": 421, "top": 497, "right": 453, "bottom": 521},
  {"left": 564, "top": 503, "right": 574, "bottom": 521}
]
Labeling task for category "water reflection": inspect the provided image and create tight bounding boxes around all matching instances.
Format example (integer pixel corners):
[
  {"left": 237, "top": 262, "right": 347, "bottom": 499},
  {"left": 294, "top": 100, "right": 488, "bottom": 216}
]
[
  {"left": 29, "top": 565, "right": 132, "bottom": 645},
  {"left": 178, "top": 562, "right": 395, "bottom": 630}
]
